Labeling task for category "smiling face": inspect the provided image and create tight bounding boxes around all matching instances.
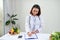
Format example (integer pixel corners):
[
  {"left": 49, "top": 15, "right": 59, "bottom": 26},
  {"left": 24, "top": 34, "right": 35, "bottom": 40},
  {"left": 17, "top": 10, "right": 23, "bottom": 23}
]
[{"left": 32, "top": 8, "right": 39, "bottom": 16}]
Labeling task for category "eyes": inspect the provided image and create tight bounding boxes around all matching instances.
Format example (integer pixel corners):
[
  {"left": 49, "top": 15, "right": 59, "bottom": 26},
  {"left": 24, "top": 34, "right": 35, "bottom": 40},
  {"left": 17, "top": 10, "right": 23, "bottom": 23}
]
[{"left": 33, "top": 10, "right": 39, "bottom": 12}]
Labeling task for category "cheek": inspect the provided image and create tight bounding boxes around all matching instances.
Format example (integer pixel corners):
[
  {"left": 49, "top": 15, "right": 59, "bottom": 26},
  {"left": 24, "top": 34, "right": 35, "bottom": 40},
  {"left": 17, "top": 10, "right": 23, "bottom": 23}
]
[
  {"left": 35, "top": 12, "right": 38, "bottom": 14},
  {"left": 32, "top": 10, "right": 34, "bottom": 14}
]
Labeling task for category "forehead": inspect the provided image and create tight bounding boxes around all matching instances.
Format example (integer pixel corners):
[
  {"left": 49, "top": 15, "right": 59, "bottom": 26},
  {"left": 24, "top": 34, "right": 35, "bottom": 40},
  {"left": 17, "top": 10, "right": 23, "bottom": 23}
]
[{"left": 32, "top": 8, "right": 39, "bottom": 11}]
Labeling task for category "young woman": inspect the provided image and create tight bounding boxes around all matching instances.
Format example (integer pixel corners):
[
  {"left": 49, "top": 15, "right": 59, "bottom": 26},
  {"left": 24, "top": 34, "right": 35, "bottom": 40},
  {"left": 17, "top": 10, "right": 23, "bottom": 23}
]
[{"left": 25, "top": 4, "right": 43, "bottom": 36}]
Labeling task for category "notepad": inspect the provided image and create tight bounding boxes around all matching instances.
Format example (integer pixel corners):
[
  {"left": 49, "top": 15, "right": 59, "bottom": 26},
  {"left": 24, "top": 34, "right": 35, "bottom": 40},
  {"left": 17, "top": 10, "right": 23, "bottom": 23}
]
[{"left": 24, "top": 34, "right": 38, "bottom": 39}]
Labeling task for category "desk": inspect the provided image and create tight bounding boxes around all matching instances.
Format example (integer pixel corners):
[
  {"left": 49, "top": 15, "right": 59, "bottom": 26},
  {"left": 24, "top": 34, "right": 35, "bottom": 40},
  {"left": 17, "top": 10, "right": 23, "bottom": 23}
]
[{"left": 0, "top": 32, "right": 50, "bottom": 40}]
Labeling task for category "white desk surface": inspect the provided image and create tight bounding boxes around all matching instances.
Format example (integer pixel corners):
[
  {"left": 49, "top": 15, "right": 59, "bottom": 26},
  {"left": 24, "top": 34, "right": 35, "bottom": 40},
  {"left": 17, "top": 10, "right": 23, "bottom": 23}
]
[{"left": 0, "top": 32, "right": 50, "bottom": 40}]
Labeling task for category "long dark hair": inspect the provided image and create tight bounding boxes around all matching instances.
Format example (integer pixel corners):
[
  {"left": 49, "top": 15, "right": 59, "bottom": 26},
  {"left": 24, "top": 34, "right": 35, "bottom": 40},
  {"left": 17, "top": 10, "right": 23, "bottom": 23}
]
[{"left": 30, "top": 4, "right": 41, "bottom": 16}]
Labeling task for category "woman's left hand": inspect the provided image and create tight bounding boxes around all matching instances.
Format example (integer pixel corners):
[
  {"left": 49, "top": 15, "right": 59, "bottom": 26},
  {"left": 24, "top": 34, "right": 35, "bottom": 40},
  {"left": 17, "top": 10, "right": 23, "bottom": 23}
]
[
  {"left": 31, "top": 30, "right": 39, "bottom": 34},
  {"left": 35, "top": 30, "right": 39, "bottom": 33}
]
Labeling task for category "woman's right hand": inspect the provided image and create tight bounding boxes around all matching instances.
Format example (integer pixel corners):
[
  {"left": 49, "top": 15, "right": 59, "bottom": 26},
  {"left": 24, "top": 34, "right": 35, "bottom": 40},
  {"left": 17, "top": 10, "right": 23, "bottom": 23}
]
[
  {"left": 27, "top": 32, "right": 32, "bottom": 36},
  {"left": 31, "top": 31, "right": 36, "bottom": 34}
]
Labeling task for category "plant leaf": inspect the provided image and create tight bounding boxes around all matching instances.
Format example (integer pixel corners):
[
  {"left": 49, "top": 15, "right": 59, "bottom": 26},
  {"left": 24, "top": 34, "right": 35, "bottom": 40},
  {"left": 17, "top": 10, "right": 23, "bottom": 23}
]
[
  {"left": 13, "top": 18, "right": 18, "bottom": 20},
  {"left": 11, "top": 21, "right": 16, "bottom": 25},
  {"left": 14, "top": 27, "right": 18, "bottom": 32},
  {"left": 11, "top": 14, "right": 17, "bottom": 18},
  {"left": 5, "top": 20, "right": 10, "bottom": 25},
  {"left": 7, "top": 13, "right": 10, "bottom": 17}
]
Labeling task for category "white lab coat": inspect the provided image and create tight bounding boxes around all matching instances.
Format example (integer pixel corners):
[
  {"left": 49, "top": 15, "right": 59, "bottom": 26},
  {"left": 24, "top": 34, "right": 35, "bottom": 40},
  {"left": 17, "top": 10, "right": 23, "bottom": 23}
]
[{"left": 25, "top": 14, "right": 44, "bottom": 33}]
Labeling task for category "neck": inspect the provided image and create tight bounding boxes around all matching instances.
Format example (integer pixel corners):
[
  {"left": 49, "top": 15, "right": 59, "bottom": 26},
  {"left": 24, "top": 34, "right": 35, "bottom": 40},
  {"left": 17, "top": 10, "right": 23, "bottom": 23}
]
[{"left": 33, "top": 14, "right": 37, "bottom": 16}]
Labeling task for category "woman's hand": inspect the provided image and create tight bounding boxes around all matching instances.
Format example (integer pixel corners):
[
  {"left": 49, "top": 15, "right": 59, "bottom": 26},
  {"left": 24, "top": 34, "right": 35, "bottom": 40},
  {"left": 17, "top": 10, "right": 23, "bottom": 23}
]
[
  {"left": 35, "top": 30, "right": 39, "bottom": 33},
  {"left": 31, "top": 31, "right": 36, "bottom": 34},
  {"left": 27, "top": 32, "right": 32, "bottom": 36},
  {"left": 27, "top": 30, "right": 39, "bottom": 36},
  {"left": 32, "top": 30, "right": 39, "bottom": 34}
]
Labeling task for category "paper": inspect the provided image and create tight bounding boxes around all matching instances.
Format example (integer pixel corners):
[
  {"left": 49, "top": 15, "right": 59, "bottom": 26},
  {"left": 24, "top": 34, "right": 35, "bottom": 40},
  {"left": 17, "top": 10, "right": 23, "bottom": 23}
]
[{"left": 24, "top": 34, "right": 38, "bottom": 39}]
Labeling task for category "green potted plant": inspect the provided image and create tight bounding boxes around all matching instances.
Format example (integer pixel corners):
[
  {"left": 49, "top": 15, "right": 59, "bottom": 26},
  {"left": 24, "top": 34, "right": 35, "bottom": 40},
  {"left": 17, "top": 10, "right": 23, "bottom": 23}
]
[
  {"left": 5, "top": 13, "right": 20, "bottom": 35},
  {"left": 50, "top": 32, "right": 60, "bottom": 40}
]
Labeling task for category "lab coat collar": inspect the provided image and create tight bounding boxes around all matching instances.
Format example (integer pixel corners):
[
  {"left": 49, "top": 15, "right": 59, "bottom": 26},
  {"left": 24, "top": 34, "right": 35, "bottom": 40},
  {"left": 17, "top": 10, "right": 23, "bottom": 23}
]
[{"left": 29, "top": 14, "right": 39, "bottom": 17}]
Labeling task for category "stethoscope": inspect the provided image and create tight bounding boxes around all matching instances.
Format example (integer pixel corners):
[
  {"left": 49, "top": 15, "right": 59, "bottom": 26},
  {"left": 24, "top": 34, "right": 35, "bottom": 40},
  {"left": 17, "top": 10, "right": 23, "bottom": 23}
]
[{"left": 27, "top": 16, "right": 41, "bottom": 40}]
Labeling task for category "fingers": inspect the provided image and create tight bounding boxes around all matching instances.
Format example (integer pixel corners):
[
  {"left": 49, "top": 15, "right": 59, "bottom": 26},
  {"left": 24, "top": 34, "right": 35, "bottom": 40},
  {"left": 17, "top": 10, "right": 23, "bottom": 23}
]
[
  {"left": 35, "top": 30, "right": 39, "bottom": 33},
  {"left": 27, "top": 30, "right": 39, "bottom": 36},
  {"left": 31, "top": 31, "right": 36, "bottom": 34},
  {"left": 27, "top": 32, "right": 32, "bottom": 36}
]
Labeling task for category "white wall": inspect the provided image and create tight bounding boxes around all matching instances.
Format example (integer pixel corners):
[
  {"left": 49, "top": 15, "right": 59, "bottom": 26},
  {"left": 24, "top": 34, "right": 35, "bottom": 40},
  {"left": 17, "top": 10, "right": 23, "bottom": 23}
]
[
  {"left": 15, "top": 0, "right": 60, "bottom": 33},
  {"left": 4, "top": 0, "right": 60, "bottom": 34}
]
